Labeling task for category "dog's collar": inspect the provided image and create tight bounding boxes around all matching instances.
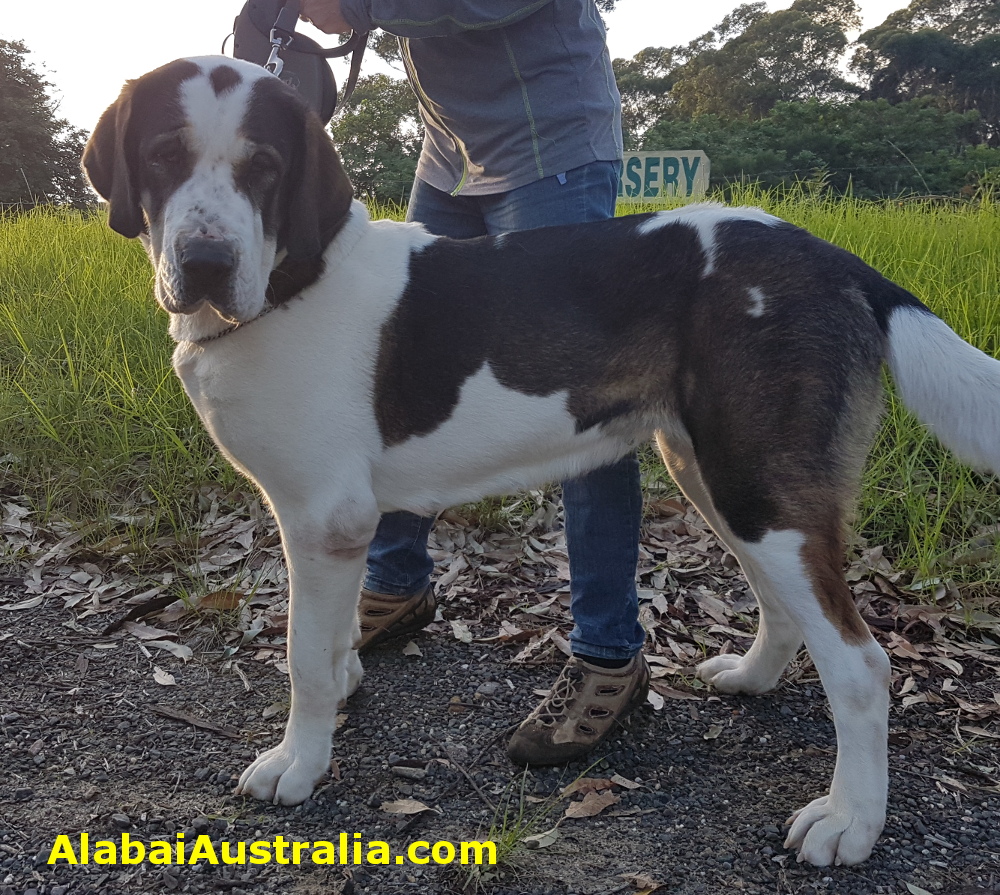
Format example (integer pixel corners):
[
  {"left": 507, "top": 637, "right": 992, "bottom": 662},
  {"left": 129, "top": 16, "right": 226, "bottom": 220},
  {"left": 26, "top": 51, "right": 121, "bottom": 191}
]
[{"left": 193, "top": 302, "right": 278, "bottom": 345}]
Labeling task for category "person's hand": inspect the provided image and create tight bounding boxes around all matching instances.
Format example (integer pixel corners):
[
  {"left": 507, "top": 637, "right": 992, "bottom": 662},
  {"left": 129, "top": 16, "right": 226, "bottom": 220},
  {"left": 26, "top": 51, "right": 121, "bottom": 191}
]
[{"left": 299, "top": 0, "right": 352, "bottom": 33}]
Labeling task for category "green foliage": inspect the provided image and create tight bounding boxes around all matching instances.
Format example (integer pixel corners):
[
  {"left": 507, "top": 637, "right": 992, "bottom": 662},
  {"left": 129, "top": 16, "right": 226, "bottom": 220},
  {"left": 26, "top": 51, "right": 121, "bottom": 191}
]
[
  {"left": 643, "top": 97, "right": 1000, "bottom": 197},
  {"left": 611, "top": 0, "right": 997, "bottom": 192},
  {"left": 613, "top": 47, "right": 676, "bottom": 150},
  {"left": 661, "top": 0, "right": 863, "bottom": 120},
  {"left": 0, "top": 40, "right": 91, "bottom": 208},
  {"left": 852, "top": 0, "right": 1000, "bottom": 146},
  {"left": 330, "top": 73, "right": 422, "bottom": 204}
]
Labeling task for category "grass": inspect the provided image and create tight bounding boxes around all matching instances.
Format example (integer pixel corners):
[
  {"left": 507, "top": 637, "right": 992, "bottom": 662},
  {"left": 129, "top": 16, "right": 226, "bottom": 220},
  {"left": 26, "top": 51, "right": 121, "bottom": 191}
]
[{"left": 2, "top": 189, "right": 999, "bottom": 591}]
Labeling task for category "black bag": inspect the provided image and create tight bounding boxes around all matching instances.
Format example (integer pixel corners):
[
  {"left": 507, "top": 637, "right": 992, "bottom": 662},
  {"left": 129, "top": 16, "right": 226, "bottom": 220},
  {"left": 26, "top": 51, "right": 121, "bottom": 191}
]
[{"left": 231, "top": 0, "right": 366, "bottom": 124}]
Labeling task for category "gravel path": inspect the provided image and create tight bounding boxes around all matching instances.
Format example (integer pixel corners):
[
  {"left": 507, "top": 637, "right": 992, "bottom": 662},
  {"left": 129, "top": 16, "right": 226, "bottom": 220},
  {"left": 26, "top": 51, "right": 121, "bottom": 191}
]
[{"left": 2, "top": 585, "right": 998, "bottom": 895}]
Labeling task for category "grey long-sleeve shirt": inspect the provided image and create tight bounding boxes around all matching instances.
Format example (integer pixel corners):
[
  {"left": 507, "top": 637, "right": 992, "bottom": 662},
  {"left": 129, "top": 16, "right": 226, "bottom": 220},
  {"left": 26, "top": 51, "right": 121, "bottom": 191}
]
[{"left": 338, "top": 0, "right": 623, "bottom": 195}]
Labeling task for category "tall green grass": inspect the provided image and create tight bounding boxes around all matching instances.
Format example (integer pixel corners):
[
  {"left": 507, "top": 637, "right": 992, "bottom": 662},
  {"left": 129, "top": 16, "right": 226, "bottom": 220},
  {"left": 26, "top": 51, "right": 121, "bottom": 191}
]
[
  {"left": 0, "top": 207, "right": 227, "bottom": 563},
  {"left": 2, "top": 192, "right": 998, "bottom": 589}
]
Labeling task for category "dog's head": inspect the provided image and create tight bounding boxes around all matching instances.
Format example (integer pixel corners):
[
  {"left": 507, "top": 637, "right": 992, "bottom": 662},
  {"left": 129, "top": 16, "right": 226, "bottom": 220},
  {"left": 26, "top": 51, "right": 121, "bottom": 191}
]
[{"left": 83, "top": 56, "right": 353, "bottom": 327}]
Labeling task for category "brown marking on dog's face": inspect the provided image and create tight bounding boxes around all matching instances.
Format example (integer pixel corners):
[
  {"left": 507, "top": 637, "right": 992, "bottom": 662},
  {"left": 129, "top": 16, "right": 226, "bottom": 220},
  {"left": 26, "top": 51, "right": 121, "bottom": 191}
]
[
  {"left": 240, "top": 75, "right": 354, "bottom": 262},
  {"left": 82, "top": 59, "right": 202, "bottom": 239},
  {"left": 83, "top": 57, "right": 356, "bottom": 321},
  {"left": 210, "top": 64, "right": 243, "bottom": 96}
]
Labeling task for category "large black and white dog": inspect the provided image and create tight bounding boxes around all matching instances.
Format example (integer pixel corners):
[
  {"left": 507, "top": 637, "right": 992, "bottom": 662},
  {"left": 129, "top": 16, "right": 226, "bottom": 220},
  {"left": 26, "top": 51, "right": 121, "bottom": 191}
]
[{"left": 83, "top": 56, "right": 1000, "bottom": 867}]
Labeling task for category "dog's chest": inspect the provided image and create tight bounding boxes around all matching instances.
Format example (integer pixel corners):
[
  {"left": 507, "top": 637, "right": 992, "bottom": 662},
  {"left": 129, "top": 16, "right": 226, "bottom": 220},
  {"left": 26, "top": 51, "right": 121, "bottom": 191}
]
[{"left": 172, "top": 344, "right": 250, "bottom": 451}]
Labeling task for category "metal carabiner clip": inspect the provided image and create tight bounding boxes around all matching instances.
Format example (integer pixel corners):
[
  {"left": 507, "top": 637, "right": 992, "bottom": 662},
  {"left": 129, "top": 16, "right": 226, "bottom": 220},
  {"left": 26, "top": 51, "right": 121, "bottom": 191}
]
[{"left": 265, "top": 40, "right": 285, "bottom": 75}]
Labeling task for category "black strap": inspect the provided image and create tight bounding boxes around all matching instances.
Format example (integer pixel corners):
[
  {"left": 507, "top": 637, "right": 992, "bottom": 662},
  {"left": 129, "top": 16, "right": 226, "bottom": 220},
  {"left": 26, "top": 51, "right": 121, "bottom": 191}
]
[
  {"left": 232, "top": 0, "right": 367, "bottom": 113},
  {"left": 336, "top": 33, "right": 366, "bottom": 111}
]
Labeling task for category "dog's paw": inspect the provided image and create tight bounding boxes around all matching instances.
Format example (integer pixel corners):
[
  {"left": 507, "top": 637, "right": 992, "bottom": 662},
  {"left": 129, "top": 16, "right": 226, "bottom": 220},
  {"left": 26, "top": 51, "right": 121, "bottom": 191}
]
[
  {"left": 783, "top": 795, "right": 884, "bottom": 866},
  {"left": 235, "top": 740, "right": 328, "bottom": 805},
  {"left": 345, "top": 649, "right": 364, "bottom": 698},
  {"left": 696, "top": 654, "right": 773, "bottom": 695}
]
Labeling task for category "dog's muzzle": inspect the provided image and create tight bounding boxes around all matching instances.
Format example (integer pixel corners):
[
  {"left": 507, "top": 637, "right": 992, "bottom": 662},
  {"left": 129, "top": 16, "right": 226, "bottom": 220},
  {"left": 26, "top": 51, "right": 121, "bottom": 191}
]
[{"left": 178, "top": 237, "right": 237, "bottom": 311}]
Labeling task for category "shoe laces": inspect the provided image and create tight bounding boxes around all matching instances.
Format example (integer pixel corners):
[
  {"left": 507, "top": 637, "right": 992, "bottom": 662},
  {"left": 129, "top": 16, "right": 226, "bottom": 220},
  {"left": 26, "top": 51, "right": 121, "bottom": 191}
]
[{"left": 533, "top": 663, "right": 586, "bottom": 727}]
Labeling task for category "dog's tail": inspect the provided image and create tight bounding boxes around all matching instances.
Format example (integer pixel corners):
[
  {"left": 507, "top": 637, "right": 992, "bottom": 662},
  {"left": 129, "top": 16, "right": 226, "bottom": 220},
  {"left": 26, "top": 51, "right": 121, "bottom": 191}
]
[{"left": 881, "top": 285, "right": 1000, "bottom": 474}]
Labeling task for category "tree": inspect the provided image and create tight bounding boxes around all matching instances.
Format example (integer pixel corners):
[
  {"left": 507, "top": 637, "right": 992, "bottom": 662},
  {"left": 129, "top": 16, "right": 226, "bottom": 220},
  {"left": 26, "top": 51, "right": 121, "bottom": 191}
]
[
  {"left": 668, "top": 0, "right": 862, "bottom": 120},
  {"left": 852, "top": 0, "right": 999, "bottom": 145},
  {"left": 0, "top": 40, "right": 90, "bottom": 207},
  {"left": 330, "top": 73, "right": 422, "bottom": 203},
  {"left": 857, "top": 0, "right": 999, "bottom": 43},
  {"left": 613, "top": 47, "right": 677, "bottom": 150},
  {"left": 614, "top": 0, "right": 864, "bottom": 147}
]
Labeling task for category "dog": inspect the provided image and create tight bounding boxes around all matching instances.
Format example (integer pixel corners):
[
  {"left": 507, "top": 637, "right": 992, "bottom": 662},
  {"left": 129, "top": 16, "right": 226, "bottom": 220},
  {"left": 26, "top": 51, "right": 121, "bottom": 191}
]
[{"left": 82, "top": 56, "right": 1000, "bottom": 868}]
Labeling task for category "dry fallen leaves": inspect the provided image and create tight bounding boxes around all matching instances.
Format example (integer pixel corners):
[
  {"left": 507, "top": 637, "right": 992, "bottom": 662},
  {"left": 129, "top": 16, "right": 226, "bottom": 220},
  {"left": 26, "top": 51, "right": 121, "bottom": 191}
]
[
  {"left": 560, "top": 776, "right": 616, "bottom": 798},
  {"left": 564, "top": 789, "right": 620, "bottom": 819},
  {"left": 522, "top": 825, "right": 561, "bottom": 849},
  {"left": 621, "top": 871, "right": 668, "bottom": 894},
  {"left": 5, "top": 480, "right": 1000, "bottom": 771},
  {"left": 380, "top": 799, "right": 434, "bottom": 816},
  {"left": 152, "top": 667, "right": 176, "bottom": 686}
]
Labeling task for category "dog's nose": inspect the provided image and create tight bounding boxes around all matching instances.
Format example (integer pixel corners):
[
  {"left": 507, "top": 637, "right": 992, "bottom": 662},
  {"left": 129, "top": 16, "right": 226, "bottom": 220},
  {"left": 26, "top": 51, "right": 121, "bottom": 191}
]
[{"left": 180, "top": 237, "right": 236, "bottom": 295}]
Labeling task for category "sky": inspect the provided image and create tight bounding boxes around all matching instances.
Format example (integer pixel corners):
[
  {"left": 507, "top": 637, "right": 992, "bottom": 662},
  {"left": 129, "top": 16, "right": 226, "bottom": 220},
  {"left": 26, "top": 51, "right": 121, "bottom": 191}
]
[{"left": 3, "top": 0, "right": 908, "bottom": 134}]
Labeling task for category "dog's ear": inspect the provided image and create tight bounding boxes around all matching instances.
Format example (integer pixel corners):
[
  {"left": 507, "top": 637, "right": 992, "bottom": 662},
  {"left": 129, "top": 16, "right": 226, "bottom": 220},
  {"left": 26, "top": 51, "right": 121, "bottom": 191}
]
[
  {"left": 82, "top": 85, "right": 146, "bottom": 239},
  {"left": 283, "top": 111, "right": 354, "bottom": 259}
]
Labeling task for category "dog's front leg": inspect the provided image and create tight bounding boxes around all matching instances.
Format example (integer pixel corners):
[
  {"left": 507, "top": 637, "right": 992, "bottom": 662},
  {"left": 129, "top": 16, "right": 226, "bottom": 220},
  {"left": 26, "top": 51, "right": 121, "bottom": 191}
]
[{"left": 236, "top": 498, "right": 375, "bottom": 805}]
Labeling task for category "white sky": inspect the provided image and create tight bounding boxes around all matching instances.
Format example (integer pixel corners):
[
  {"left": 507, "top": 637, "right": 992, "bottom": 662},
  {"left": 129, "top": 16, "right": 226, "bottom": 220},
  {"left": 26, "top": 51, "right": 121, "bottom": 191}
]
[{"left": 3, "top": 0, "right": 908, "bottom": 133}]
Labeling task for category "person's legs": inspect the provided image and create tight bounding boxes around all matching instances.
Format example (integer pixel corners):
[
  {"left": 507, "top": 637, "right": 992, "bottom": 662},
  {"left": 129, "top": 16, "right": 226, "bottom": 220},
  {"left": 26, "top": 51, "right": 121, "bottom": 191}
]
[
  {"left": 480, "top": 162, "right": 645, "bottom": 664},
  {"left": 361, "top": 164, "right": 647, "bottom": 761},
  {"left": 359, "top": 179, "right": 487, "bottom": 648},
  {"left": 480, "top": 162, "right": 648, "bottom": 764}
]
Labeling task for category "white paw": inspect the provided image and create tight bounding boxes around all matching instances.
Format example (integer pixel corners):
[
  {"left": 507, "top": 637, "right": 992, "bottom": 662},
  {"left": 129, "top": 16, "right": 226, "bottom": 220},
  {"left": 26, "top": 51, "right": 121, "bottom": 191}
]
[
  {"left": 696, "top": 653, "right": 773, "bottom": 695},
  {"left": 235, "top": 739, "right": 329, "bottom": 805},
  {"left": 345, "top": 649, "right": 364, "bottom": 698},
  {"left": 783, "top": 794, "right": 885, "bottom": 866}
]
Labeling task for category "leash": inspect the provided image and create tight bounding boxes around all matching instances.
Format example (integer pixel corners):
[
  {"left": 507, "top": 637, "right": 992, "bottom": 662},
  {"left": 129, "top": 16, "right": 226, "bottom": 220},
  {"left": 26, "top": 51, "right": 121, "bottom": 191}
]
[{"left": 229, "top": 0, "right": 368, "bottom": 123}]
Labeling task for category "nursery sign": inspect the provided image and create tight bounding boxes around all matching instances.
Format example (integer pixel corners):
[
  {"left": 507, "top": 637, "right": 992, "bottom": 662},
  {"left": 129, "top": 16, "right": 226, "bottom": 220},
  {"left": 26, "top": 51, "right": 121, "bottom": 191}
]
[{"left": 618, "top": 151, "right": 710, "bottom": 200}]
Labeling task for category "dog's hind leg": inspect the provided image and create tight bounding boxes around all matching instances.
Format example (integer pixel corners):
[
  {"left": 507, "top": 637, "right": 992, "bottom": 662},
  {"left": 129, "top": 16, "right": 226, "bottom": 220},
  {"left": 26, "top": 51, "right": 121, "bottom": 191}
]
[
  {"left": 657, "top": 431, "right": 889, "bottom": 866},
  {"left": 656, "top": 433, "right": 803, "bottom": 694},
  {"left": 236, "top": 490, "right": 378, "bottom": 806},
  {"left": 732, "top": 526, "right": 889, "bottom": 866}
]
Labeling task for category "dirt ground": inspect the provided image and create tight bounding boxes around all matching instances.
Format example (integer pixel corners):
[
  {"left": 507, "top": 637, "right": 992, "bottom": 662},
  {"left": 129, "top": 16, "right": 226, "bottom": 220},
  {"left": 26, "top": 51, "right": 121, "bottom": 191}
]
[{"left": 2, "top": 498, "right": 999, "bottom": 895}]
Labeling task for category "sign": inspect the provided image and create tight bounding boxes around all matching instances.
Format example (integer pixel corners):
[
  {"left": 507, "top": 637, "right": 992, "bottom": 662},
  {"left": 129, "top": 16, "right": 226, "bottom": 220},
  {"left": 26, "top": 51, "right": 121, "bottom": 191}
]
[{"left": 617, "top": 151, "right": 711, "bottom": 201}]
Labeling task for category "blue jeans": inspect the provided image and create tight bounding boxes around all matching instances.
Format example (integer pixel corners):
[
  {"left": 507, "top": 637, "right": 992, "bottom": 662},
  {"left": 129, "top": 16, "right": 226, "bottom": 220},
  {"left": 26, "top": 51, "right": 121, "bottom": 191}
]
[{"left": 364, "top": 161, "right": 646, "bottom": 661}]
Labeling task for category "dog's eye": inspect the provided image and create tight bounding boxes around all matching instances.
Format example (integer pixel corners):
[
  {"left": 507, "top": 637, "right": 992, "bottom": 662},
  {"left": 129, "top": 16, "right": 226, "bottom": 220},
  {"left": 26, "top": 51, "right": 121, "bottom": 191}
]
[
  {"left": 249, "top": 151, "right": 280, "bottom": 178},
  {"left": 148, "top": 144, "right": 186, "bottom": 171}
]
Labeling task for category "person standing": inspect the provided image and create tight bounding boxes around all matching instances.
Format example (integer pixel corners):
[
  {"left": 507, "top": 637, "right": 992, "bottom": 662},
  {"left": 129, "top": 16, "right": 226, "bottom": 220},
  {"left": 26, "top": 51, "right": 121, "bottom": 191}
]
[{"left": 300, "top": 0, "right": 650, "bottom": 766}]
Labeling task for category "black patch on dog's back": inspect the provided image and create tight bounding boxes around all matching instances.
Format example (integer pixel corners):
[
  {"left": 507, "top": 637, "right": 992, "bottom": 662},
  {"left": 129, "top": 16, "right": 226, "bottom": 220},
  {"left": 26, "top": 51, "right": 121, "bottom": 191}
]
[
  {"left": 376, "top": 212, "right": 908, "bottom": 544},
  {"left": 375, "top": 214, "right": 704, "bottom": 446}
]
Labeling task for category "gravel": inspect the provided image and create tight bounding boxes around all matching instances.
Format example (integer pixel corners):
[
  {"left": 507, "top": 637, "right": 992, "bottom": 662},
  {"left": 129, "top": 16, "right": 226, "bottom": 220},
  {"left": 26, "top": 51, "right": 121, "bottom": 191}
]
[{"left": 1, "top": 591, "right": 998, "bottom": 895}]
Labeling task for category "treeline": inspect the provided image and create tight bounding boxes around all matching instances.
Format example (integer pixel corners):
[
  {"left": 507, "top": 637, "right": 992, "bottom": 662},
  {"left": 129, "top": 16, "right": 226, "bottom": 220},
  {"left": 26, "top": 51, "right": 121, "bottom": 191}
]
[
  {"left": 331, "top": 0, "right": 999, "bottom": 201},
  {"left": 618, "top": 0, "right": 998, "bottom": 197},
  {"left": 3, "top": 0, "right": 997, "bottom": 207}
]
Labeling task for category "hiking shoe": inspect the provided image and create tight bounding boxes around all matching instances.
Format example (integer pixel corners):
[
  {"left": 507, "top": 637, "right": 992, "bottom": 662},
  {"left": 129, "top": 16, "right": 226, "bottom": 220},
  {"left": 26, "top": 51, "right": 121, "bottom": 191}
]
[
  {"left": 507, "top": 653, "right": 651, "bottom": 766},
  {"left": 357, "top": 584, "right": 436, "bottom": 652}
]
